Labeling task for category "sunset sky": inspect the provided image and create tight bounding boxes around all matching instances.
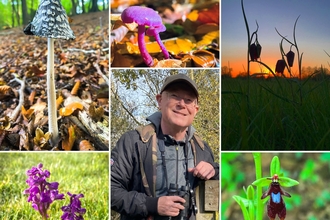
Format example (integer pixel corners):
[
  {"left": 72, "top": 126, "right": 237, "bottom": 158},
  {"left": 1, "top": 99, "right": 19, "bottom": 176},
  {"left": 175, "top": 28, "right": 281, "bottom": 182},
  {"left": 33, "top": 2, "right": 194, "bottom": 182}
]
[{"left": 221, "top": 0, "right": 330, "bottom": 77}]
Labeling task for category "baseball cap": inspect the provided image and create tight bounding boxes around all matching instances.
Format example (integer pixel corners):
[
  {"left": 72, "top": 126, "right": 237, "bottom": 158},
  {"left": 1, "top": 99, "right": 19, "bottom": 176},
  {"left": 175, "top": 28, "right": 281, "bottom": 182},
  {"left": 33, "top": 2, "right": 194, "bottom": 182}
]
[{"left": 160, "top": 74, "right": 199, "bottom": 99}]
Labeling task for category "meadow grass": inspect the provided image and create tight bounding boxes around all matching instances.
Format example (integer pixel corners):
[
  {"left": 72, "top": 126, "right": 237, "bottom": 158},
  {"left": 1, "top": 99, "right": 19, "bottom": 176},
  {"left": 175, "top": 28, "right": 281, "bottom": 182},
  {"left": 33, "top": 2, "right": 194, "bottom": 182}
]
[
  {"left": 0, "top": 152, "right": 109, "bottom": 220},
  {"left": 221, "top": 77, "right": 330, "bottom": 150}
]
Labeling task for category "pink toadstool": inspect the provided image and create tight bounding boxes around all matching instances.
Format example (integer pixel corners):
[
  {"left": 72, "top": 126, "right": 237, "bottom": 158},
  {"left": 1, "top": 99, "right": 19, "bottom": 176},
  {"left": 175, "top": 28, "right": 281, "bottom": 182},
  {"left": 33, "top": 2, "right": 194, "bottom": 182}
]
[{"left": 121, "top": 6, "right": 169, "bottom": 66}]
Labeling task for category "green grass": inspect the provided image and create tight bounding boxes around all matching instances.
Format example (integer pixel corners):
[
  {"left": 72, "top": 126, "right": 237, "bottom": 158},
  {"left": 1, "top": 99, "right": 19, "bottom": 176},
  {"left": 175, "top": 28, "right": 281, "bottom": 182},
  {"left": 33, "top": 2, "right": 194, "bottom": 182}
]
[
  {"left": 222, "top": 77, "right": 330, "bottom": 150},
  {"left": 0, "top": 152, "right": 109, "bottom": 220}
]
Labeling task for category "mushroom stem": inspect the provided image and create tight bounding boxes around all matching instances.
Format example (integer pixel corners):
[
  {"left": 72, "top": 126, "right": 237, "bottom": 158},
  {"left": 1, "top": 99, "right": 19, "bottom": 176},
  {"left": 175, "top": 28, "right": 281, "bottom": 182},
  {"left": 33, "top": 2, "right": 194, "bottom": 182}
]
[
  {"left": 153, "top": 34, "right": 169, "bottom": 59},
  {"left": 47, "top": 38, "right": 59, "bottom": 146},
  {"left": 137, "top": 25, "right": 154, "bottom": 66}
]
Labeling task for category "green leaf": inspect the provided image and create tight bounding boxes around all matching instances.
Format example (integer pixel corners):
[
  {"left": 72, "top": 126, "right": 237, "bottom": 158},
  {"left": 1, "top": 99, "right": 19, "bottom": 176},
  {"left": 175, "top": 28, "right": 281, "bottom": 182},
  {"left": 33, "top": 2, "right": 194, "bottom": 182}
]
[
  {"left": 299, "top": 159, "right": 315, "bottom": 181},
  {"left": 279, "top": 176, "right": 299, "bottom": 187},
  {"left": 270, "top": 156, "right": 280, "bottom": 176},
  {"left": 248, "top": 200, "right": 255, "bottom": 220},
  {"left": 232, "top": 196, "right": 251, "bottom": 220},
  {"left": 246, "top": 185, "right": 255, "bottom": 200},
  {"left": 252, "top": 177, "right": 271, "bottom": 187},
  {"left": 233, "top": 195, "right": 249, "bottom": 207}
]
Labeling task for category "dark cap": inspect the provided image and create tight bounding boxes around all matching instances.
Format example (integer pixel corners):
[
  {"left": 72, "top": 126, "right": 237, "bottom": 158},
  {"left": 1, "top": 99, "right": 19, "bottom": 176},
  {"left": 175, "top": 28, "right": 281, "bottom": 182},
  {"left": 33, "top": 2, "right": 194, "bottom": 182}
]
[{"left": 160, "top": 74, "right": 199, "bottom": 98}]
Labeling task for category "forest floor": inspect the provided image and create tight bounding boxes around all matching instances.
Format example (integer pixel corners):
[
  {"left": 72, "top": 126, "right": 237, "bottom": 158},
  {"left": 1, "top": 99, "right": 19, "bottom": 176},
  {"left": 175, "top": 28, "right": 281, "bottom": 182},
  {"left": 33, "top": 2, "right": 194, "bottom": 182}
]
[{"left": 0, "top": 10, "right": 109, "bottom": 151}]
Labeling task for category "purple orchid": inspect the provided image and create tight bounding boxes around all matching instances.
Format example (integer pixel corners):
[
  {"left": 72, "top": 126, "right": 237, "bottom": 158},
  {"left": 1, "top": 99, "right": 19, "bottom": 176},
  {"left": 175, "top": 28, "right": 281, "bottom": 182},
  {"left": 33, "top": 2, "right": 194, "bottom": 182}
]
[
  {"left": 121, "top": 6, "right": 169, "bottom": 66},
  {"left": 24, "top": 163, "right": 64, "bottom": 219},
  {"left": 61, "top": 192, "right": 86, "bottom": 220}
]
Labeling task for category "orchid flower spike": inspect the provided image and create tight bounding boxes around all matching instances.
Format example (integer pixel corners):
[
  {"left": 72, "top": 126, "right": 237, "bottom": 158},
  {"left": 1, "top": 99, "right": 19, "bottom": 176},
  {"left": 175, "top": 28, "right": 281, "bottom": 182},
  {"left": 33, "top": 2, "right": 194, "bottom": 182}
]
[{"left": 121, "top": 6, "right": 169, "bottom": 66}]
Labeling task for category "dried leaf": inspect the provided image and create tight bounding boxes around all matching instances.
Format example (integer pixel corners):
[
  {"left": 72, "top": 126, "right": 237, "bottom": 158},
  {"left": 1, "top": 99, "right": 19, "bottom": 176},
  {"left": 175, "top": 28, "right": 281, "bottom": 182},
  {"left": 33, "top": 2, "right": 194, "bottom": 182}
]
[
  {"left": 30, "top": 99, "right": 47, "bottom": 112},
  {"left": 59, "top": 53, "right": 68, "bottom": 64},
  {"left": 0, "top": 85, "right": 12, "bottom": 100},
  {"left": 59, "top": 102, "right": 84, "bottom": 117},
  {"left": 34, "top": 127, "right": 51, "bottom": 149},
  {"left": 164, "top": 37, "right": 196, "bottom": 55},
  {"left": 6, "top": 133, "right": 20, "bottom": 149},
  {"left": 197, "top": 3, "right": 219, "bottom": 25},
  {"left": 196, "top": 31, "right": 219, "bottom": 47},
  {"left": 0, "top": 116, "right": 11, "bottom": 130},
  {"left": 89, "top": 104, "right": 104, "bottom": 122},
  {"left": 183, "top": 50, "right": 216, "bottom": 67},
  {"left": 99, "top": 59, "right": 109, "bottom": 68},
  {"left": 0, "top": 85, "right": 11, "bottom": 93},
  {"left": 28, "top": 90, "right": 36, "bottom": 105},
  {"left": 19, "top": 128, "right": 31, "bottom": 151},
  {"left": 154, "top": 59, "right": 184, "bottom": 68},
  {"left": 21, "top": 106, "right": 34, "bottom": 121},
  {"left": 186, "top": 10, "right": 199, "bottom": 22},
  {"left": 79, "top": 140, "right": 95, "bottom": 151},
  {"left": 117, "top": 41, "right": 163, "bottom": 55},
  {"left": 56, "top": 95, "right": 64, "bottom": 110},
  {"left": 27, "top": 65, "right": 45, "bottom": 76},
  {"left": 71, "top": 80, "right": 81, "bottom": 96},
  {"left": 0, "top": 130, "right": 6, "bottom": 147},
  {"left": 62, "top": 125, "right": 76, "bottom": 151}
]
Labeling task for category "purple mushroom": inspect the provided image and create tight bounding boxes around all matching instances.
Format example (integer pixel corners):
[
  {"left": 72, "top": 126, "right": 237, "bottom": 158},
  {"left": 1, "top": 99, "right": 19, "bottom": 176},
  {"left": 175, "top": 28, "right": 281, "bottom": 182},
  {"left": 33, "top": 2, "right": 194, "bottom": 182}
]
[{"left": 121, "top": 6, "right": 169, "bottom": 66}]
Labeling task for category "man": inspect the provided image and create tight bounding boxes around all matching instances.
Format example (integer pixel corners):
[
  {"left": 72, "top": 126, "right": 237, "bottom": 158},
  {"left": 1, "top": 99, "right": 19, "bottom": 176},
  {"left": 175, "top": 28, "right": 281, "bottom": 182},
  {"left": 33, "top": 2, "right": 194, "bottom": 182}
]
[{"left": 111, "top": 74, "right": 219, "bottom": 220}]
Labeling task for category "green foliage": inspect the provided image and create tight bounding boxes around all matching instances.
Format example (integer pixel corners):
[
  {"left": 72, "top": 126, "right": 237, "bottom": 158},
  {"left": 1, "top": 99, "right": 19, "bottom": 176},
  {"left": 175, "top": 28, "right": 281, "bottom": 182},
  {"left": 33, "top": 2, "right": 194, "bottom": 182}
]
[
  {"left": 0, "top": 0, "right": 108, "bottom": 29},
  {"left": 221, "top": 153, "right": 245, "bottom": 192},
  {"left": 0, "top": 153, "right": 109, "bottom": 219},
  {"left": 222, "top": 77, "right": 330, "bottom": 149},
  {"left": 299, "top": 159, "right": 318, "bottom": 183}
]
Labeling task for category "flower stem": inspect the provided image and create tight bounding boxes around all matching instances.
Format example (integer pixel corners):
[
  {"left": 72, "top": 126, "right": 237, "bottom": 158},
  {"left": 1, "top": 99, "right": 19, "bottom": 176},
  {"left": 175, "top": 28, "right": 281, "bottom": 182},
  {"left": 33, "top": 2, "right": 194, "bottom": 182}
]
[{"left": 253, "top": 153, "right": 263, "bottom": 220}]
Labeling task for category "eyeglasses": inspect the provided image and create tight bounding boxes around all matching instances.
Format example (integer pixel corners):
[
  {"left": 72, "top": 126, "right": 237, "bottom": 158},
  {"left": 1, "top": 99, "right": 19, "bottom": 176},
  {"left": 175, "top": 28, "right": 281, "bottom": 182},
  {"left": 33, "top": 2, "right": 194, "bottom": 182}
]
[{"left": 165, "top": 92, "right": 197, "bottom": 108}]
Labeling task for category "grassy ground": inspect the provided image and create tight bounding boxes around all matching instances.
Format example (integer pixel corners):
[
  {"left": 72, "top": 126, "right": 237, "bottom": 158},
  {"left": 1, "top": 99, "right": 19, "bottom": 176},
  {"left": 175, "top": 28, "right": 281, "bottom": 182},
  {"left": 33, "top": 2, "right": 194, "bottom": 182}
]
[
  {"left": 0, "top": 152, "right": 109, "bottom": 220},
  {"left": 222, "top": 77, "right": 330, "bottom": 150}
]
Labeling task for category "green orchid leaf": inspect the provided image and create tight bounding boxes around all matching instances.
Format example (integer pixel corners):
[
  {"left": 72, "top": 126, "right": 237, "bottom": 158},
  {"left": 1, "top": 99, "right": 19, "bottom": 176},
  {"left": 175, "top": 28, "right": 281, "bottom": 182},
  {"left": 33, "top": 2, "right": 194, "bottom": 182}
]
[
  {"left": 270, "top": 156, "right": 280, "bottom": 176},
  {"left": 233, "top": 195, "right": 249, "bottom": 207},
  {"left": 252, "top": 177, "right": 271, "bottom": 187},
  {"left": 233, "top": 195, "right": 251, "bottom": 220},
  {"left": 246, "top": 185, "right": 255, "bottom": 200},
  {"left": 279, "top": 176, "right": 299, "bottom": 187}
]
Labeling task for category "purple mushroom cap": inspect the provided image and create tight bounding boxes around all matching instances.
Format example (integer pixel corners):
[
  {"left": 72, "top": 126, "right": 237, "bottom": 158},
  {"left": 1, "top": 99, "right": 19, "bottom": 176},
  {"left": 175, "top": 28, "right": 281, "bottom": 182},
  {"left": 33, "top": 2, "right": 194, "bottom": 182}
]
[
  {"left": 121, "top": 6, "right": 169, "bottom": 66},
  {"left": 121, "top": 6, "right": 165, "bottom": 30}
]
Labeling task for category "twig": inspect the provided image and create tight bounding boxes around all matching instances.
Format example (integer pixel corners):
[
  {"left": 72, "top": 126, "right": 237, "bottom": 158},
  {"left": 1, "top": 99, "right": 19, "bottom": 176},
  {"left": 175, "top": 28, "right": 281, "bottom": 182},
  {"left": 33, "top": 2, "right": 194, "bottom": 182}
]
[
  {"left": 67, "top": 48, "right": 109, "bottom": 54},
  {"left": 110, "top": 25, "right": 129, "bottom": 44},
  {"left": 93, "top": 62, "right": 109, "bottom": 86},
  {"left": 9, "top": 75, "right": 26, "bottom": 121}
]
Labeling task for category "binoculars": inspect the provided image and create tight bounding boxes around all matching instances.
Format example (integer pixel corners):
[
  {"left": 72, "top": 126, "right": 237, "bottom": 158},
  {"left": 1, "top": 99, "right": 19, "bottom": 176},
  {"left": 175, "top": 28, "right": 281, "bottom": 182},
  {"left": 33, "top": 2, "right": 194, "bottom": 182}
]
[{"left": 167, "top": 183, "right": 198, "bottom": 220}]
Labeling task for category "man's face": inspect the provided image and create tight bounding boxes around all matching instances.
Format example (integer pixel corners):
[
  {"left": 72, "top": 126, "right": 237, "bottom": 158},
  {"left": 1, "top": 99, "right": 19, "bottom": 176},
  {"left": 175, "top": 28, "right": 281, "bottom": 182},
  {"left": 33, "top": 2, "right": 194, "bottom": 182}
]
[{"left": 156, "top": 85, "right": 199, "bottom": 131}]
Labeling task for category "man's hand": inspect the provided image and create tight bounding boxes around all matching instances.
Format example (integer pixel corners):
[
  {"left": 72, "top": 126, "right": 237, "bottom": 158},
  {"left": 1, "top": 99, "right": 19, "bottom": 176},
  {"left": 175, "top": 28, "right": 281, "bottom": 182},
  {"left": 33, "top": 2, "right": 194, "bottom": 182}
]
[
  {"left": 158, "top": 196, "right": 185, "bottom": 216},
  {"left": 188, "top": 161, "right": 215, "bottom": 180}
]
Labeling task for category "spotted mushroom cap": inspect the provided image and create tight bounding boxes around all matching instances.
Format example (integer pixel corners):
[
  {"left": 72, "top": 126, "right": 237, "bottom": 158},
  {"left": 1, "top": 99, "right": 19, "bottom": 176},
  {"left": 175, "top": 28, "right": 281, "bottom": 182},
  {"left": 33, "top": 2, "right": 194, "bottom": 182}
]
[
  {"left": 121, "top": 6, "right": 166, "bottom": 35},
  {"left": 24, "top": 0, "right": 75, "bottom": 40}
]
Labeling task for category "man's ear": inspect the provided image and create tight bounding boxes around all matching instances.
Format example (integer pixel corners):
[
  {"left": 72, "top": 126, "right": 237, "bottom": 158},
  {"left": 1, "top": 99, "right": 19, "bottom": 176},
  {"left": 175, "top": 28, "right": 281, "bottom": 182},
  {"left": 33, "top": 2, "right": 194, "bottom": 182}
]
[
  {"left": 194, "top": 105, "right": 199, "bottom": 115},
  {"left": 156, "top": 94, "right": 162, "bottom": 108}
]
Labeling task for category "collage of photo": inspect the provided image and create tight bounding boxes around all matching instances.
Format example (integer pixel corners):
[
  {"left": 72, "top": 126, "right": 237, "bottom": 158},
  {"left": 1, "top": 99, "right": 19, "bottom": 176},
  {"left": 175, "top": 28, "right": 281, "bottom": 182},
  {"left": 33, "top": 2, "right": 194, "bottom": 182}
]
[{"left": 1, "top": 0, "right": 330, "bottom": 219}]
